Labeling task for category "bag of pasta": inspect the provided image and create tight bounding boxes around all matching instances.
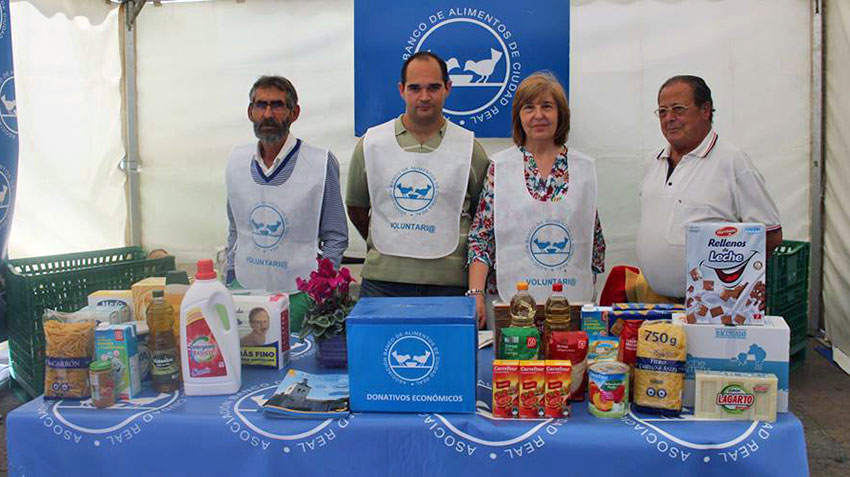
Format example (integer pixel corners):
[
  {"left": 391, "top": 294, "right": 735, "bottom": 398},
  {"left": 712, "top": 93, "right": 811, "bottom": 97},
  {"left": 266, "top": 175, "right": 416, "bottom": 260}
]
[
  {"left": 633, "top": 320, "right": 687, "bottom": 416},
  {"left": 43, "top": 310, "right": 97, "bottom": 400}
]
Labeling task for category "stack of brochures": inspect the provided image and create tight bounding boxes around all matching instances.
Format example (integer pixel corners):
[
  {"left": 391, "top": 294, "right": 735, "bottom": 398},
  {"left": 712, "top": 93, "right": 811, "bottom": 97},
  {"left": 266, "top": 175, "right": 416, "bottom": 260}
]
[{"left": 263, "top": 369, "right": 350, "bottom": 418}]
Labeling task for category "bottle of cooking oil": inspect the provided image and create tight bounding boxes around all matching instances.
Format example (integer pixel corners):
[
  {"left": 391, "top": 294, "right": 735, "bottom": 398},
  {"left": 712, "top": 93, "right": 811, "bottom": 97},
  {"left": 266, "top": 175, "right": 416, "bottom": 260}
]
[
  {"left": 147, "top": 289, "right": 181, "bottom": 392},
  {"left": 543, "top": 283, "right": 571, "bottom": 358},
  {"left": 501, "top": 282, "right": 540, "bottom": 359},
  {"left": 509, "top": 281, "right": 537, "bottom": 327}
]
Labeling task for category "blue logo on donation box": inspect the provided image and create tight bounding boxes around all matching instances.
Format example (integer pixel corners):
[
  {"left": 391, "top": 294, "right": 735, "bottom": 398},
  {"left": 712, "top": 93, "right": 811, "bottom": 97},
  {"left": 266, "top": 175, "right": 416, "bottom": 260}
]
[
  {"left": 354, "top": 1, "right": 570, "bottom": 137},
  {"left": 384, "top": 332, "right": 439, "bottom": 384},
  {"left": 528, "top": 222, "right": 572, "bottom": 269},
  {"left": 249, "top": 204, "right": 286, "bottom": 249},
  {"left": 346, "top": 297, "right": 477, "bottom": 413},
  {"left": 391, "top": 168, "right": 437, "bottom": 214}
]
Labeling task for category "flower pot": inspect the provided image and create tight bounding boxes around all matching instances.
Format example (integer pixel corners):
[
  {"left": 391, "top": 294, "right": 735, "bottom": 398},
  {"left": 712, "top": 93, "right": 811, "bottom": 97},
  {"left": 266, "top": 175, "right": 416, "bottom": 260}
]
[{"left": 317, "top": 334, "right": 348, "bottom": 368}]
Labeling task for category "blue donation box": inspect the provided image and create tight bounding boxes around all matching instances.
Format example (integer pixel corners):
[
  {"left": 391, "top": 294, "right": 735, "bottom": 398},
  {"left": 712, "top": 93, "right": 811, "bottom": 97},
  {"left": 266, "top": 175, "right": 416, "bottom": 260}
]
[{"left": 346, "top": 297, "right": 477, "bottom": 413}]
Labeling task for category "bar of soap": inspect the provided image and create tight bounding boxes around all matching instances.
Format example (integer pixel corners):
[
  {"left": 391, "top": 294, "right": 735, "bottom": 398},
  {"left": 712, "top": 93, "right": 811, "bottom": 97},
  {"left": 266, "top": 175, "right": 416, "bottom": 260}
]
[{"left": 694, "top": 370, "right": 777, "bottom": 422}]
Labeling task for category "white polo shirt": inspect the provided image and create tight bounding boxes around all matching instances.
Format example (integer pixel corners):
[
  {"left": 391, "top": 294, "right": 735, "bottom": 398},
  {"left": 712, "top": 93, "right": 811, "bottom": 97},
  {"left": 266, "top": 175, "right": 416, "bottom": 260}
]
[{"left": 636, "top": 129, "right": 781, "bottom": 298}]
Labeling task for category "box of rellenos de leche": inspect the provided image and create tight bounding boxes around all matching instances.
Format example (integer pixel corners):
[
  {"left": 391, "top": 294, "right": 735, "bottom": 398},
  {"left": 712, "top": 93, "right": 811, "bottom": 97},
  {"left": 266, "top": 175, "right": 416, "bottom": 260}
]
[{"left": 346, "top": 297, "right": 477, "bottom": 413}]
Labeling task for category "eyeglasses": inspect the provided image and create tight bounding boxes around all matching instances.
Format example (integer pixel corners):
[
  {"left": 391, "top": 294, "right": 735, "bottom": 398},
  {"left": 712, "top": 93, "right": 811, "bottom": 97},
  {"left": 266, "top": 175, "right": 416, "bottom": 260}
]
[
  {"left": 654, "top": 104, "right": 694, "bottom": 118},
  {"left": 252, "top": 100, "right": 288, "bottom": 113}
]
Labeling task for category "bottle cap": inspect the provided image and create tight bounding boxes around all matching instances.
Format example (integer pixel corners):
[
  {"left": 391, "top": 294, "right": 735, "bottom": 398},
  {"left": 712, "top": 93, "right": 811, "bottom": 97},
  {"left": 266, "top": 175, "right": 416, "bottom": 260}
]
[
  {"left": 516, "top": 281, "right": 529, "bottom": 291},
  {"left": 195, "top": 259, "right": 217, "bottom": 280},
  {"left": 552, "top": 283, "right": 563, "bottom": 292}
]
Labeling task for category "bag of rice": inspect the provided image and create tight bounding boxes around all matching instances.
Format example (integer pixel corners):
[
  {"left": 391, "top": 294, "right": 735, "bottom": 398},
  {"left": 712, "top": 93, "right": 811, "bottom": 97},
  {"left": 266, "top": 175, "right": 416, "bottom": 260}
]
[
  {"left": 43, "top": 310, "right": 96, "bottom": 400},
  {"left": 633, "top": 320, "right": 687, "bottom": 415}
]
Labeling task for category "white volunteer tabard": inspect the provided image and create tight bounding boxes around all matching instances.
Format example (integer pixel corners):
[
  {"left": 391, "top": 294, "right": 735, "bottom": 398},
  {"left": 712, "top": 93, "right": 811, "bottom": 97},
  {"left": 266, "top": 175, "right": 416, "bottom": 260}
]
[
  {"left": 226, "top": 141, "right": 327, "bottom": 292},
  {"left": 494, "top": 146, "right": 597, "bottom": 303},
  {"left": 364, "top": 119, "right": 473, "bottom": 259}
]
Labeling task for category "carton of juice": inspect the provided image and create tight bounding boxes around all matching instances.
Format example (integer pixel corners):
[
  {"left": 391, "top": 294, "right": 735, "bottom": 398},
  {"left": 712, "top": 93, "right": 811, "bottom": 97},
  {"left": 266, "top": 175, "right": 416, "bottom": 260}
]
[
  {"left": 544, "top": 360, "right": 572, "bottom": 418},
  {"left": 95, "top": 323, "right": 141, "bottom": 400},
  {"left": 492, "top": 360, "right": 519, "bottom": 418},
  {"left": 518, "top": 360, "right": 545, "bottom": 419}
]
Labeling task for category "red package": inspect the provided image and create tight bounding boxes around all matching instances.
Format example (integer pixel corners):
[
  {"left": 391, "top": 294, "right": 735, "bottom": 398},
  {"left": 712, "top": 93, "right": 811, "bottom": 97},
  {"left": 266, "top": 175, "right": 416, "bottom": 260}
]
[
  {"left": 548, "top": 331, "right": 588, "bottom": 402},
  {"left": 617, "top": 319, "right": 643, "bottom": 367}
]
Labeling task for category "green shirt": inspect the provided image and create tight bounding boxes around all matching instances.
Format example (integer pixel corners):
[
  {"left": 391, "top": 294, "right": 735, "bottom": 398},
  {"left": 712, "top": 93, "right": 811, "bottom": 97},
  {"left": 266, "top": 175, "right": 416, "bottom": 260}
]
[{"left": 346, "top": 116, "right": 489, "bottom": 287}]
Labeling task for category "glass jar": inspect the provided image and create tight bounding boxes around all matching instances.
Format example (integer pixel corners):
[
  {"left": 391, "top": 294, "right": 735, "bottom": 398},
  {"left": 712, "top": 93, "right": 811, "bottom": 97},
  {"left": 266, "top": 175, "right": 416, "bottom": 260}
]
[{"left": 89, "top": 360, "right": 116, "bottom": 409}]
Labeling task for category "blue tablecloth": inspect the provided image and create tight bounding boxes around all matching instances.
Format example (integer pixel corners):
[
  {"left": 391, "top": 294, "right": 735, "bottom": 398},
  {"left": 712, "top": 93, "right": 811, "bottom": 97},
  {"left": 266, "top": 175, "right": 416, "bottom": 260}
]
[{"left": 7, "top": 338, "right": 808, "bottom": 476}]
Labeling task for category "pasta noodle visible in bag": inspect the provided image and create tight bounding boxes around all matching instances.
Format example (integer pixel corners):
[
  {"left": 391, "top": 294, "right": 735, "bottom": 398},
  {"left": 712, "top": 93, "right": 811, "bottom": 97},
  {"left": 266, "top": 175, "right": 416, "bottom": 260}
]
[
  {"left": 634, "top": 320, "right": 687, "bottom": 415},
  {"left": 44, "top": 314, "right": 96, "bottom": 400}
]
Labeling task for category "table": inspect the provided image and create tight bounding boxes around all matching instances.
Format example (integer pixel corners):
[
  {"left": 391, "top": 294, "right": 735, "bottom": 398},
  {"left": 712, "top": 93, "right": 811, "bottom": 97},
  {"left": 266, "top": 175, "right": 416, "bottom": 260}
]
[{"left": 7, "top": 338, "right": 809, "bottom": 476}]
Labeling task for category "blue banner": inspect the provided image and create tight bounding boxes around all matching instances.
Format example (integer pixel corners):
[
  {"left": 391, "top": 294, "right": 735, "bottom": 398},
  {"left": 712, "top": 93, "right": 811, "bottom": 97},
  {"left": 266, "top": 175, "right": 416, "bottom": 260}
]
[
  {"left": 354, "top": 1, "right": 570, "bottom": 137},
  {"left": 0, "top": 0, "right": 18, "bottom": 340}
]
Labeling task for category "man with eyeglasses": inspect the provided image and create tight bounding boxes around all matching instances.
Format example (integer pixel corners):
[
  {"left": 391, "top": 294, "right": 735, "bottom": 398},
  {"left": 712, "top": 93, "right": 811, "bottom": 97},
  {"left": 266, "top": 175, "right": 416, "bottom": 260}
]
[
  {"left": 225, "top": 75, "right": 348, "bottom": 295},
  {"left": 632, "top": 75, "right": 782, "bottom": 300},
  {"left": 345, "top": 51, "right": 489, "bottom": 297}
]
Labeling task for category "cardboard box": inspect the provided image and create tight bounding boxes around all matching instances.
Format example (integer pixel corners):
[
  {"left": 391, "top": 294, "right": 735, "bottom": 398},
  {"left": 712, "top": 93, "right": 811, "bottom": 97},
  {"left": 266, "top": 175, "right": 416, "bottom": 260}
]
[
  {"left": 685, "top": 223, "right": 766, "bottom": 325},
  {"left": 347, "top": 297, "right": 477, "bottom": 413},
  {"left": 675, "top": 314, "right": 789, "bottom": 412},
  {"left": 234, "top": 294, "right": 290, "bottom": 369},
  {"left": 95, "top": 323, "right": 142, "bottom": 400},
  {"left": 132, "top": 277, "right": 166, "bottom": 324},
  {"left": 88, "top": 290, "right": 134, "bottom": 320}
]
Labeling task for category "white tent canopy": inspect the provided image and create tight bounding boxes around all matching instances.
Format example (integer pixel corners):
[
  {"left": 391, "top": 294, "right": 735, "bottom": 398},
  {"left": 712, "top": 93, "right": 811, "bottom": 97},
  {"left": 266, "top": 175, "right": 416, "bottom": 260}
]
[{"left": 9, "top": 0, "right": 849, "bottom": 372}]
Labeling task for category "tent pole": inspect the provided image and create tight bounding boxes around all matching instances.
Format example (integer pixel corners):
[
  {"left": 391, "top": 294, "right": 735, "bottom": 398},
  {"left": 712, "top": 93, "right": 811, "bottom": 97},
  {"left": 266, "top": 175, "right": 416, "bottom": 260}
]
[
  {"left": 121, "top": 3, "right": 142, "bottom": 247},
  {"left": 809, "top": 0, "right": 825, "bottom": 335}
]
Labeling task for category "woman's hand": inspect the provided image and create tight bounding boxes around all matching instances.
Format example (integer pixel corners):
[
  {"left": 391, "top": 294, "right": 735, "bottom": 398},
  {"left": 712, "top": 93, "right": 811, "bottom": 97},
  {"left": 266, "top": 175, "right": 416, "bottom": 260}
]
[{"left": 475, "top": 294, "right": 486, "bottom": 329}]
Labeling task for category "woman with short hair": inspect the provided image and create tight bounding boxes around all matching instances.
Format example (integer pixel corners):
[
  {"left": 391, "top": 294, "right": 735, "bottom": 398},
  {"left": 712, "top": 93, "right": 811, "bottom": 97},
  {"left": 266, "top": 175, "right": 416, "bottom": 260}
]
[{"left": 467, "top": 72, "right": 605, "bottom": 328}]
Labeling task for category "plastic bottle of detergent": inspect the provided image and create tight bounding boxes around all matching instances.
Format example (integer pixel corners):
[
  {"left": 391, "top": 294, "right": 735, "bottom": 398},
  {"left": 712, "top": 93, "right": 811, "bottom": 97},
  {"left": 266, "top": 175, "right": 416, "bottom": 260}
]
[{"left": 180, "top": 259, "right": 241, "bottom": 395}]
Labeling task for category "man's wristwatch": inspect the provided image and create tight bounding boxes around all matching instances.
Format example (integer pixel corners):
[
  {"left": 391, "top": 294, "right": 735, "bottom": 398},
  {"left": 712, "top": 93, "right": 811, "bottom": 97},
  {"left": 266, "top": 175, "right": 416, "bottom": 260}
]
[{"left": 465, "top": 288, "right": 484, "bottom": 297}]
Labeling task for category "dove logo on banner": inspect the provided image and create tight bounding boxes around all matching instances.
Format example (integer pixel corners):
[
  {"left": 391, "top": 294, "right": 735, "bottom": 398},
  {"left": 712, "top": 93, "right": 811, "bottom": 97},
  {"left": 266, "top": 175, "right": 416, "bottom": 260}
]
[
  {"left": 355, "top": 1, "right": 569, "bottom": 137},
  {"left": 0, "top": 72, "right": 14, "bottom": 137}
]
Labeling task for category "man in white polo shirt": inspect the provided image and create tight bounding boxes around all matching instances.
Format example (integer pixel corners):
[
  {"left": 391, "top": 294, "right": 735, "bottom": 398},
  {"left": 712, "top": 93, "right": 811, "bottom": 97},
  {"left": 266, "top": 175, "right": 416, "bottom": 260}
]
[{"left": 635, "top": 75, "right": 782, "bottom": 299}]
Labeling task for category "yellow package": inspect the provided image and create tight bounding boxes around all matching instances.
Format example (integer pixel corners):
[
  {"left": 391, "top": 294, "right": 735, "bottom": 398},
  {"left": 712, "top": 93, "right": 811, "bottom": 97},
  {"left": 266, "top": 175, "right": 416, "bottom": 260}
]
[
  {"left": 43, "top": 315, "right": 96, "bottom": 400},
  {"left": 132, "top": 277, "right": 165, "bottom": 323},
  {"left": 633, "top": 320, "right": 686, "bottom": 415}
]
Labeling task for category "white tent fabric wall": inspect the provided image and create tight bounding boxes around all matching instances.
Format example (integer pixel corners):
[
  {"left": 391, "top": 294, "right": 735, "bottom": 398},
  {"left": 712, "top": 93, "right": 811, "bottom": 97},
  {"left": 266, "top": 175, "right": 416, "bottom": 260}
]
[
  {"left": 8, "top": 0, "right": 125, "bottom": 258},
  {"left": 135, "top": 0, "right": 811, "bottom": 282},
  {"left": 135, "top": 0, "right": 357, "bottom": 264},
  {"left": 6, "top": 0, "right": 812, "bottom": 295},
  {"left": 824, "top": 0, "right": 850, "bottom": 375}
]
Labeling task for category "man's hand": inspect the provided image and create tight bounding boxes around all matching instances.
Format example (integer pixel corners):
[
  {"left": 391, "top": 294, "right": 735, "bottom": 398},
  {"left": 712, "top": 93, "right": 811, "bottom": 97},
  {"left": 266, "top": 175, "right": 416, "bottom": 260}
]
[
  {"left": 766, "top": 228, "right": 783, "bottom": 259},
  {"left": 347, "top": 206, "right": 370, "bottom": 241}
]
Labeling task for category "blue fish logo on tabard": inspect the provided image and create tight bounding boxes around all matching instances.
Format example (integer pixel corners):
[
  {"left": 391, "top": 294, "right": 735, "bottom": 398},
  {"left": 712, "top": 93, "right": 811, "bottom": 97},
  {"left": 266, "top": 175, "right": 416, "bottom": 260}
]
[
  {"left": 390, "top": 168, "right": 436, "bottom": 214},
  {"left": 354, "top": 1, "right": 570, "bottom": 137},
  {"left": 528, "top": 222, "right": 572, "bottom": 269},
  {"left": 249, "top": 204, "right": 286, "bottom": 249}
]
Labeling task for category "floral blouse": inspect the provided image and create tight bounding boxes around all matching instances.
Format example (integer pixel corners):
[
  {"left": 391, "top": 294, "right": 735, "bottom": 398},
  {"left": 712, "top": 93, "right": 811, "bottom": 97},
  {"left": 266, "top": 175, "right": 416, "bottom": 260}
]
[{"left": 467, "top": 146, "right": 606, "bottom": 294}]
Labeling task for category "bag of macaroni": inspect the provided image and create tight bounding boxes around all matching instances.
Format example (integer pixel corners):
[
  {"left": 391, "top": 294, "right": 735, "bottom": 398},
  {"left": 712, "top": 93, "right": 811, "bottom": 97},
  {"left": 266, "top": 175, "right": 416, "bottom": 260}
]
[{"left": 633, "top": 320, "right": 687, "bottom": 415}]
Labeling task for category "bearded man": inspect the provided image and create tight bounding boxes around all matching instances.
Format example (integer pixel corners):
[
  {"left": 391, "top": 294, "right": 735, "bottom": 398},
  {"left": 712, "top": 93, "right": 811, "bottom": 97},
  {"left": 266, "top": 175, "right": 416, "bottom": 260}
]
[{"left": 225, "top": 75, "right": 347, "bottom": 293}]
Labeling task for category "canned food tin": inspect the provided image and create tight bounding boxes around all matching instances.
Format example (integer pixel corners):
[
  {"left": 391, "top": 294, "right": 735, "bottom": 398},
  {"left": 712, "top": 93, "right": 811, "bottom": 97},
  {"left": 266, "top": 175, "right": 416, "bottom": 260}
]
[{"left": 588, "top": 361, "right": 629, "bottom": 418}]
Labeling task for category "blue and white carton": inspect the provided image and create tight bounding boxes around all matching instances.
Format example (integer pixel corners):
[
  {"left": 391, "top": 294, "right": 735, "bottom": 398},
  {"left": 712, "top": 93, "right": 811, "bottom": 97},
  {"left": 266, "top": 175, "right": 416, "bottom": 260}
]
[
  {"left": 347, "top": 297, "right": 477, "bottom": 413},
  {"left": 675, "top": 314, "right": 790, "bottom": 412}
]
